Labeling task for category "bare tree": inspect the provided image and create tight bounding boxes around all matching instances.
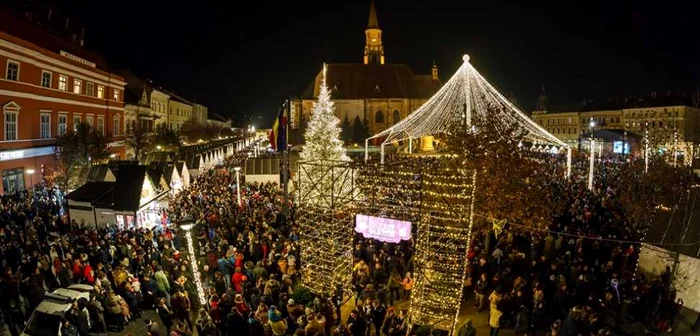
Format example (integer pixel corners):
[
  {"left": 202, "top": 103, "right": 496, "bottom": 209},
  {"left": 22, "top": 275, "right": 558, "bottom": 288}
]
[{"left": 125, "top": 123, "right": 151, "bottom": 161}]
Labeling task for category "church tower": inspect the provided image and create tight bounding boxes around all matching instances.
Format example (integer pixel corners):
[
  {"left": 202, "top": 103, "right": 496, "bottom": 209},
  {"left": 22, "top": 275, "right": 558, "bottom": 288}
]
[{"left": 364, "top": 0, "right": 384, "bottom": 65}]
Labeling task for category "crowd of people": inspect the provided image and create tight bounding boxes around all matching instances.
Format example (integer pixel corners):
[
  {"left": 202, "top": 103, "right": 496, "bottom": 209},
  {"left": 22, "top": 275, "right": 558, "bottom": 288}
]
[
  {"left": 0, "top": 145, "right": 692, "bottom": 336},
  {"left": 463, "top": 155, "right": 689, "bottom": 336}
]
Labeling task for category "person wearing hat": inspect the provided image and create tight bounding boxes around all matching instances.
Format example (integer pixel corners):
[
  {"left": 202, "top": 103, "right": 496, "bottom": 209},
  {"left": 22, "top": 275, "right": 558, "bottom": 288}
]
[
  {"left": 268, "top": 305, "right": 288, "bottom": 336},
  {"left": 234, "top": 294, "right": 249, "bottom": 316}
]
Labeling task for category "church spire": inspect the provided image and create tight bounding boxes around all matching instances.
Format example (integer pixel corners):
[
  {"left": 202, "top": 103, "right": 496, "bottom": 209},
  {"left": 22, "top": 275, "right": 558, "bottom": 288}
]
[
  {"left": 364, "top": 0, "right": 384, "bottom": 64},
  {"left": 367, "top": 0, "right": 379, "bottom": 29},
  {"left": 536, "top": 85, "right": 548, "bottom": 112}
]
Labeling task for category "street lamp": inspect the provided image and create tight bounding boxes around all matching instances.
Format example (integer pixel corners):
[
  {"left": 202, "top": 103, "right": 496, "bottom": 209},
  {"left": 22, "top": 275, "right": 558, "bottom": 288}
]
[
  {"left": 156, "top": 145, "right": 162, "bottom": 150},
  {"left": 234, "top": 167, "right": 242, "bottom": 207}
]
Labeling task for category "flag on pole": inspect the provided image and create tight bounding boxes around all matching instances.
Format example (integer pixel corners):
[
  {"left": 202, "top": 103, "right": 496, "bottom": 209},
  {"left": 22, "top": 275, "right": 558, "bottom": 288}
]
[{"left": 269, "top": 100, "right": 289, "bottom": 152}]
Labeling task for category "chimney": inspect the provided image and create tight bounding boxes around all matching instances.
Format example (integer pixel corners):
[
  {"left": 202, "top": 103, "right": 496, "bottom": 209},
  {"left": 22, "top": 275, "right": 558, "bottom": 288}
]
[
  {"left": 431, "top": 61, "right": 438, "bottom": 81},
  {"left": 65, "top": 17, "right": 69, "bottom": 28},
  {"left": 48, "top": 7, "right": 52, "bottom": 21},
  {"left": 80, "top": 27, "right": 85, "bottom": 46}
]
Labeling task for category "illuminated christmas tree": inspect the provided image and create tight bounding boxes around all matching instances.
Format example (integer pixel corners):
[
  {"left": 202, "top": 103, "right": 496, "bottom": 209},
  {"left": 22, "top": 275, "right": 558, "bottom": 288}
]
[{"left": 299, "top": 64, "right": 353, "bottom": 208}]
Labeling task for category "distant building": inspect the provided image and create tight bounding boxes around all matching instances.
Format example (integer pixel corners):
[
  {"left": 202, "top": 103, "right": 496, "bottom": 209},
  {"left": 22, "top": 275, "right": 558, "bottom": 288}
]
[
  {"left": 290, "top": 0, "right": 441, "bottom": 139},
  {"left": 119, "top": 71, "right": 171, "bottom": 135},
  {"left": 208, "top": 112, "right": 232, "bottom": 130},
  {"left": 193, "top": 103, "right": 208, "bottom": 124},
  {"left": 531, "top": 91, "right": 700, "bottom": 161},
  {"left": 166, "top": 92, "right": 193, "bottom": 132},
  {"left": 0, "top": 3, "right": 126, "bottom": 193}
]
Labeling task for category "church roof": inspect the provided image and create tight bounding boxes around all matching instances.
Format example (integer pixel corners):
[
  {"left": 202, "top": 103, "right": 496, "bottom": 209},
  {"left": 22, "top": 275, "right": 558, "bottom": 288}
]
[
  {"left": 367, "top": 0, "right": 380, "bottom": 29},
  {"left": 302, "top": 63, "right": 440, "bottom": 100}
]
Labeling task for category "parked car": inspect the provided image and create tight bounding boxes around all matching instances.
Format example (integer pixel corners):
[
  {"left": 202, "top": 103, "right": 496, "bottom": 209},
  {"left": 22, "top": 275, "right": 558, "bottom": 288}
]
[{"left": 21, "top": 288, "right": 90, "bottom": 336}]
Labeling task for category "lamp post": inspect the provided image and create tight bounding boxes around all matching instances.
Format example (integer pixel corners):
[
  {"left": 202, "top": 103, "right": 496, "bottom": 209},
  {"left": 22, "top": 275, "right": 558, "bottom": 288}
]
[
  {"left": 588, "top": 118, "right": 595, "bottom": 191},
  {"left": 234, "top": 167, "right": 241, "bottom": 207},
  {"left": 27, "top": 169, "right": 35, "bottom": 189}
]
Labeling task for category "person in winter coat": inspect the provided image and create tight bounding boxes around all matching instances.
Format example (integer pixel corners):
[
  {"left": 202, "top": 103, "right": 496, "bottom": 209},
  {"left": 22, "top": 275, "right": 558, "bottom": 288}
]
[
  {"left": 514, "top": 306, "right": 529, "bottom": 336},
  {"left": 60, "top": 318, "right": 79, "bottom": 336},
  {"left": 268, "top": 305, "right": 288, "bottom": 336},
  {"left": 232, "top": 267, "right": 244, "bottom": 293},
  {"left": 156, "top": 298, "right": 175, "bottom": 332},
  {"left": 224, "top": 307, "right": 247, "bottom": 336},
  {"left": 86, "top": 294, "right": 106, "bottom": 333},
  {"left": 171, "top": 289, "right": 193, "bottom": 330},
  {"left": 458, "top": 319, "right": 477, "bottom": 336},
  {"left": 489, "top": 290, "right": 503, "bottom": 336},
  {"left": 247, "top": 313, "right": 264, "bottom": 336},
  {"left": 154, "top": 266, "right": 171, "bottom": 306},
  {"left": 347, "top": 310, "right": 365, "bottom": 336}
]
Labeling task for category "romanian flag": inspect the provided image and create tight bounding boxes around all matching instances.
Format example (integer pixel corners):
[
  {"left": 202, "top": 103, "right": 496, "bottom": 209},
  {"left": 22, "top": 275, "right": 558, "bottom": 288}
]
[{"left": 269, "top": 101, "right": 288, "bottom": 151}]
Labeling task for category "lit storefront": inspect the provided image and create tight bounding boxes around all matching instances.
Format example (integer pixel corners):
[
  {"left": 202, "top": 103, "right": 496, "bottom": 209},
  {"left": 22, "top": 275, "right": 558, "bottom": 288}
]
[{"left": 67, "top": 165, "right": 170, "bottom": 229}]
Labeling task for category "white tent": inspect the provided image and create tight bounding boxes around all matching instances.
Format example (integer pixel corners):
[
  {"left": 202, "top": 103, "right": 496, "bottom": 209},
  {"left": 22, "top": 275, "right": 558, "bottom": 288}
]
[{"left": 366, "top": 54, "right": 571, "bottom": 176}]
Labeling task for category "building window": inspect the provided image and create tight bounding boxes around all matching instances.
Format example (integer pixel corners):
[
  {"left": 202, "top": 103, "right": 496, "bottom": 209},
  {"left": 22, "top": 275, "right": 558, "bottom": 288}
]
[
  {"left": 113, "top": 89, "right": 120, "bottom": 101},
  {"left": 5, "top": 61, "right": 19, "bottom": 81},
  {"left": 40, "top": 113, "right": 51, "bottom": 138},
  {"left": 375, "top": 110, "right": 384, "bottom": 123},
  {"left": 86, "top": 115, "right": 94, "bottom": 128},
  {"left": 73, "top": 114, "right": 81, "bottom": 131},
  {"left": 97, "top": 116, "right": 104, "bottom": 134},
  {"left": 59, "top": 75, "right": 68, "bottom": 91},
  {"left": 86, "top": 82, "right": 94, "bottom": 96},
  {"left": 73, "top": 79, "right": 82, "bottom": 94},
  {"left": 97, "top": 85, "right": 105, "bottom": 98},
  {"left": 2, "top": 168, "right": 24, "bottom": 194},
  {"left": 113, "top": 114, "right": 120, "bottom": 135},
  {"left": 58, "top": 114, "right": 67, "bottom": 136},
  {"left": 4, "top": 111, "right": 17, "bottom": 141},
  {"left": 41, "top": 71, "right": 52, "bottom": 88},
  {"left": 393, "top": 110, "right": 400, "bottom": 124}
]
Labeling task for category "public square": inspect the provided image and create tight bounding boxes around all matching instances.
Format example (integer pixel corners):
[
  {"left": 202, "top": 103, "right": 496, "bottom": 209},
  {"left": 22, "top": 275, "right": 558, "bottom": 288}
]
[{"left": 2, "top": 1, "right": 700, "bottom": 336}]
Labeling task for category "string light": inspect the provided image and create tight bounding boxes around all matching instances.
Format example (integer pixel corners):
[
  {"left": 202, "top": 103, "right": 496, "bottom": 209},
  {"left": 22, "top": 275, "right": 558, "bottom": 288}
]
[
  {"left": 184, "top": 228, "right": 207, "bottom": 305},
  {"left": 368, "top": 54, "right": 567, "bottom": 153},
  {"left": 355, "top": 161, "right": 476, "bottom": 333}
]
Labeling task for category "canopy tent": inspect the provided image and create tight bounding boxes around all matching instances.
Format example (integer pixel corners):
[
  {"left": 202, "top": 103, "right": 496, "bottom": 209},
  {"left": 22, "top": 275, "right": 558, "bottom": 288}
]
[{"left": 365, "top": 54, "right": 571, "bottom": 176}]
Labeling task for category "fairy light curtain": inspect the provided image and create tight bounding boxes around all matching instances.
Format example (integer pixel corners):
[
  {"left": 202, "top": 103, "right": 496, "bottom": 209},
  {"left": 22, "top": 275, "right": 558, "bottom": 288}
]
[
  {"left": 368, "top": 54, "right": 567, "bottom": 148},
  {"left": 409, "top": 168, "right": 477, "bottom": 334}
]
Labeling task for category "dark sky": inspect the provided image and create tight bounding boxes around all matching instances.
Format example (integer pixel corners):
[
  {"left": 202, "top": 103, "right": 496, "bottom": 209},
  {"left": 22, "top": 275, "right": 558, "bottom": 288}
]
[{"left": 51, "top": 0, "right": 700, "bottom": 126}]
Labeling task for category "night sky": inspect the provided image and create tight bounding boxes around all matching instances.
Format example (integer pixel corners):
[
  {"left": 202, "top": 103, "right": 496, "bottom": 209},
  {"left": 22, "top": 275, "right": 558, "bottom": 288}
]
[{"left": 50, "top": 0, "right": 700, "bottom": 126}]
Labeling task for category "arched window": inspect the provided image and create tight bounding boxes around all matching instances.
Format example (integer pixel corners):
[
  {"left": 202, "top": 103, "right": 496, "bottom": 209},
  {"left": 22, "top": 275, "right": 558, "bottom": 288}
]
[
  {"left": 392, "top": 109, "right": 400, "bottom": 124},
  {"left": 375, "top": 110, "right": 384, "bottom": 124}
]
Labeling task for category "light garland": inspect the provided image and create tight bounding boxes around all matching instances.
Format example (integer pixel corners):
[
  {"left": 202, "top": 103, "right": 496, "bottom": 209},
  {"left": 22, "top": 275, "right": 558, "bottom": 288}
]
[
  {"left": 367, "top": 54, "right": 567, "bottom": 150},
  {"left": 185, "top": 227, "right": 207, "bottom": 306},
  {"left": 355, "top": 162, "right": 476, "bottom": 334},
  {"left": 298, "top": 206, "right": 354, "bottom": 299}
]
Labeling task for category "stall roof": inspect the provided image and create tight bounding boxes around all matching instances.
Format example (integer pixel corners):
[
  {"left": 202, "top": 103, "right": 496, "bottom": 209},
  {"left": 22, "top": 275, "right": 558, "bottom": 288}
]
[
  {"left": 66, "top": 181, "right": 115, "bottom": 203},
  {"left": 93, "top": 165, "right": 146, "bottom": 211}
]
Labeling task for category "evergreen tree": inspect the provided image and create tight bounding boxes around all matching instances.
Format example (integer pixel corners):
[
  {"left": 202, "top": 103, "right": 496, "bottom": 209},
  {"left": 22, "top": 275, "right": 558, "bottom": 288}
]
[
  {"left": 341, "top": 114, "right": 352, "bottom": 144},
  {"left": 299, "top": 65, "right": 353, "bottom": 207},
  {"left": 352, "top": 116, "right": 369, "bottom": 144}
]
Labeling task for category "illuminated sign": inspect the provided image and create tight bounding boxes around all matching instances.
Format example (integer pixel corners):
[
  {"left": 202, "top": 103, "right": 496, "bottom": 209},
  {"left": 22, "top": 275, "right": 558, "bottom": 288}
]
[
  {"left": 355, "top": 214, "right": 412, "bottom": 243},
  {"left": 60, "top": 51, "right": 96, "bottom": 68},
  {"left": 0, "top": 147, "right": 54, "bottom": 161}
]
